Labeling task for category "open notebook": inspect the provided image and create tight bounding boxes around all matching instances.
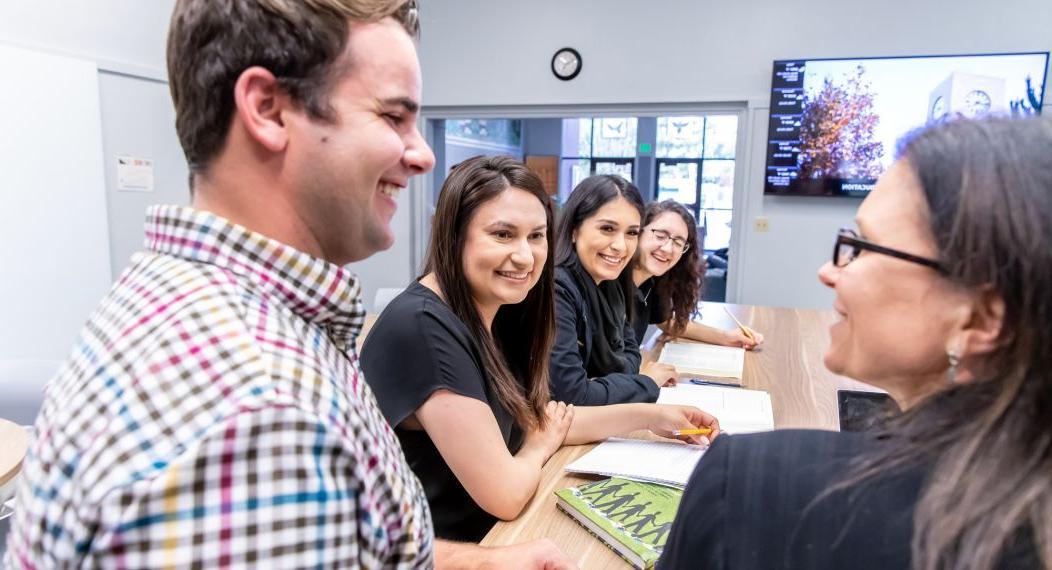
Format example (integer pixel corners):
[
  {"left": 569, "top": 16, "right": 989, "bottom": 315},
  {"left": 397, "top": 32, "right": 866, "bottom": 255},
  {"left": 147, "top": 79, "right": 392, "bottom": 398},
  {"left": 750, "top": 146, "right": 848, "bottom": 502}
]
[
  {"left": 565, "top": 386, "right": 774, "bottom": 487},
  {"left": 564, "top": 439, "right": 706, "bottom": 488},
  {"left": 657, "top": 342, "right": 745, "bottom": 383},
  {"left": 657, "top": 383, "right": 774, "bottom": 434}
]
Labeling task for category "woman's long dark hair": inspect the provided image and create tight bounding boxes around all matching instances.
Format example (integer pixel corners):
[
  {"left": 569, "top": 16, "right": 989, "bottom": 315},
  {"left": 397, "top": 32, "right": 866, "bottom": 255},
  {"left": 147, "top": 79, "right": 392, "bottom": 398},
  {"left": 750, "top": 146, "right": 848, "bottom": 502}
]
[
  {"left": 836, "top": 116, "right": 1052, "bottom": 569},
  {"left": 553, "top": 175, "right": 646, "bottom": 310},
  {"left": 637, "top": 200, "right": 702, "bottom": 335},
  {"left": 422, "top": 155, "right": 555, "bottom": 430}
]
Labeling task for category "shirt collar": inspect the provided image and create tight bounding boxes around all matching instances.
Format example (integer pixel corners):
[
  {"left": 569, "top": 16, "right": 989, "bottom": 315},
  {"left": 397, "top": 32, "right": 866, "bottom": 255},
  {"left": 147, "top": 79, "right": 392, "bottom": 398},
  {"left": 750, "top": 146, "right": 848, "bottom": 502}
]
[{"left": 143, "top": 205, "right": 365, "bottom": 349}]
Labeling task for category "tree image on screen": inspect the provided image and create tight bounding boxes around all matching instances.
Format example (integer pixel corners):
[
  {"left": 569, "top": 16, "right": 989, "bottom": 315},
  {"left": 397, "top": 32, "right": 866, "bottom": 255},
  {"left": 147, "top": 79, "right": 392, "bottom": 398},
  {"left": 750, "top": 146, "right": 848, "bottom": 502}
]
[
  {"left": 798, "top": 65, "right": 884, "bottom": 180},
  {"left": 1009, "top": 76, "right": 1044, "bottom": 115}
]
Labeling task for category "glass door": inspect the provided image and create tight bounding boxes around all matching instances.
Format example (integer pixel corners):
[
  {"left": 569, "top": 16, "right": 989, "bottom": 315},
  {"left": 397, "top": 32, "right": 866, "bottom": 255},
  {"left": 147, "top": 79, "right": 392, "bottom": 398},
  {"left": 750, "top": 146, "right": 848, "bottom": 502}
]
[
  {"left": 592, "top": 158, "right": 634, "bottom": 182},
  {"left": 655, "top": 159, "right": 700, "bottom": 216}
]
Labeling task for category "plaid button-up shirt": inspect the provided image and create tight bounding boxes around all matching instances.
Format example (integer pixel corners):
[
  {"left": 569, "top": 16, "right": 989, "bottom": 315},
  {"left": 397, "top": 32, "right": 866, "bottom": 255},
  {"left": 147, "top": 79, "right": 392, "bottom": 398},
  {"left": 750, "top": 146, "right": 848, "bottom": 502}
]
[{"left": 6, "top": 206, "right": 433, "bottom": 568}]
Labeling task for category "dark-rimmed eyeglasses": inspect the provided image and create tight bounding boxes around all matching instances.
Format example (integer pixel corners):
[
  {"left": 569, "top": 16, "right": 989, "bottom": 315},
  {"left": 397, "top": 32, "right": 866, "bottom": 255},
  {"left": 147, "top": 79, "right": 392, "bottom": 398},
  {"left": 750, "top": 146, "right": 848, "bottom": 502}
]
[
  {"left": 833, "top": 228, "right": 945, "bottom": 272},
  {"left": 648, "top": 228, "right": 690, "bottom": 253}
]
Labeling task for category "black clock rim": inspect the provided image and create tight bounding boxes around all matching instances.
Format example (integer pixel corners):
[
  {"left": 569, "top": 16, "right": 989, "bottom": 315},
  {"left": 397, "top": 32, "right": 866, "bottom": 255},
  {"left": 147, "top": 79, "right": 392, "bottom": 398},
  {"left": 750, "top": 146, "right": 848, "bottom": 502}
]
[{"left": 551, "top": 47, "right": 582, "bottom": 81}]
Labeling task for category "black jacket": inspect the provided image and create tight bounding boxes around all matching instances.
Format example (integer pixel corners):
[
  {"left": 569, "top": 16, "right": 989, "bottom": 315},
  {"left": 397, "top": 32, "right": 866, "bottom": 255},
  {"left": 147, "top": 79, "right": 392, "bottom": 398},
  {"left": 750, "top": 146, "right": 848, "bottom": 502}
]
[
  {"left": 659, "top": 429, "right": 1039, "bottom": 569},
  {"left": 549, "top": 267, "right": 660, "bottom": 405}
]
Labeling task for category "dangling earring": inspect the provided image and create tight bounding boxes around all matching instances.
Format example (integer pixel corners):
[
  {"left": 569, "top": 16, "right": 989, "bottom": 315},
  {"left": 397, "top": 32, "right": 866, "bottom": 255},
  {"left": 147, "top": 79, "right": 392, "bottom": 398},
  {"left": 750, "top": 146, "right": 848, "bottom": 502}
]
[{"left": 946, "top": 349, "right": 960, "bottom": 384}]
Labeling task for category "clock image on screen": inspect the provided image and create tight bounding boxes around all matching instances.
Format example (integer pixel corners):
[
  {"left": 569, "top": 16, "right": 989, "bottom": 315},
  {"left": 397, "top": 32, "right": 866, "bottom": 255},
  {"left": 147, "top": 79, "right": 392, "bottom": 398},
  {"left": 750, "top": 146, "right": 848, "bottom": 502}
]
[
  {"left": 931, "top": 96, "right": 947, "bottom": 120},
  {"left": 964, "top": 89, "right": 992, "bottom": 116}
]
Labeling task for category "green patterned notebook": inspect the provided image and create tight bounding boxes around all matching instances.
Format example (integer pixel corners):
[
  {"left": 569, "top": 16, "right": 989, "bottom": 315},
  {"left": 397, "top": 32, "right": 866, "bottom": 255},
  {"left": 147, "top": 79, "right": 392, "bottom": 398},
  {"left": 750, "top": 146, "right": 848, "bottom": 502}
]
[{"left": 555, "top": 477, "right": 683, "bottom": 569}]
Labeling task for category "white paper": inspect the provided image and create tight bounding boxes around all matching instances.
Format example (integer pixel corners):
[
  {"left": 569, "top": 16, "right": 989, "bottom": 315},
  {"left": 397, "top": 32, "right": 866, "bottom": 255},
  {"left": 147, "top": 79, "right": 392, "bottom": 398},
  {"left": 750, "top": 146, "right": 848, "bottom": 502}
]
[
  {"left": 564, "top": 438, "right": 706, "bottom": 488},
  {"left": 658, "top": 383, "right": 774, "bottom": 434},
  {"left": 116, "top": 155, "right": 154, "bottom": 192},
  {"left": 658, "top": 341, "right": 745, "bottom": 379}
]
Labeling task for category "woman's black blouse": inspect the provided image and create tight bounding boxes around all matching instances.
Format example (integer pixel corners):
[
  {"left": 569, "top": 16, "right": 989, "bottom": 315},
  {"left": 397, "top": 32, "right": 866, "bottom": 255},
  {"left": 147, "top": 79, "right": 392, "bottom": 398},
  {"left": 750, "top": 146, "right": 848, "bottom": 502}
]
[
  {"left": 630, "top": 278, "right": 672, "bottom": 346},
  {"left": 549, "top": 267, "right": 660, "bottom": 405},
  {"left": 658, "top": 429, "right": 1039, "bottom": 569},
  {"left": 360, "top": 281, "right": 523, "bottom": 543}
]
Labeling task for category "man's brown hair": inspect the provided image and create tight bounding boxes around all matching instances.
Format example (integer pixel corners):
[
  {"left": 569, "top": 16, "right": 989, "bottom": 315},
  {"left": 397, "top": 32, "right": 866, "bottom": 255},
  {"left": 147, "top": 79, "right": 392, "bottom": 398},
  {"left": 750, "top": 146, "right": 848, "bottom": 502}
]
[{"left": 167, "top": 0, "right": 419, "bottom": 176}]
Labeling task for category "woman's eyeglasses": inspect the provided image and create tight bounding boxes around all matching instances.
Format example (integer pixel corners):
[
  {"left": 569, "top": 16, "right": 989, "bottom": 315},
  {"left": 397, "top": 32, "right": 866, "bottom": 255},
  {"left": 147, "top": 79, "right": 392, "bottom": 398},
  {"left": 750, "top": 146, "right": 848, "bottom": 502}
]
[
  {"left": 833, "top": 228, "right": 945, "bottom": 272},
  {"left": 648, "top": 228, "right": 690, "bottom": 253}
]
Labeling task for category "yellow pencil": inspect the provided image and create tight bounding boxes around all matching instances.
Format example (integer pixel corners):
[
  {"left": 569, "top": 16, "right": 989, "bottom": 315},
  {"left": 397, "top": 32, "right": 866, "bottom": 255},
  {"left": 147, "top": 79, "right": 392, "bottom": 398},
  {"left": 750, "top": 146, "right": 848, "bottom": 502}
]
[
  {"left": 672, "top": 427, "right": 713, "bottom": 436},
  {"left": 723, "top": 306, "right": 757, "bottom": 343}
]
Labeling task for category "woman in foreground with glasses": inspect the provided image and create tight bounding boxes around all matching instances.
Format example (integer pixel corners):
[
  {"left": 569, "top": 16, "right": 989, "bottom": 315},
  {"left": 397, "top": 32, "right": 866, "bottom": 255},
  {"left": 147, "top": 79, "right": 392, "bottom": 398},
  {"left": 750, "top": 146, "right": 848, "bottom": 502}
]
[
  {"left": 625, "top": 200, "right": 764, "bottom": 349},
  {"left": 659, "top": 116, "right": 1052, "bottom": 569}
]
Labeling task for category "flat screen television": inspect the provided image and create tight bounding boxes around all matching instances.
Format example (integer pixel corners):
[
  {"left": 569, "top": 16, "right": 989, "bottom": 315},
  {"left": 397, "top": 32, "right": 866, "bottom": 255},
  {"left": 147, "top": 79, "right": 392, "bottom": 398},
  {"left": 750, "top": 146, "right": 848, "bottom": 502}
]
[{"left": 764, "top": 52, "right": 1050, "bottom": 197}]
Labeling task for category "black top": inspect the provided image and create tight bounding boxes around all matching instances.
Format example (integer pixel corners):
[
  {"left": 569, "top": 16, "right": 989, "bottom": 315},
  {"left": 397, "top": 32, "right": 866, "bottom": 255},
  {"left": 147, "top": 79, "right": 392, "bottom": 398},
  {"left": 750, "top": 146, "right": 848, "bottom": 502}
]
[
  {"left": 549, "top": 267, "right": 659, "bottom": 405},
  {"left": 360, "top": 281, "right": 523, "bottom": 542},
  {"left": 659, "top": 430, "right": 1039, "bottom": 569},
  {"left": 630, "top": 278, "right": 672, "bottom": 346}
]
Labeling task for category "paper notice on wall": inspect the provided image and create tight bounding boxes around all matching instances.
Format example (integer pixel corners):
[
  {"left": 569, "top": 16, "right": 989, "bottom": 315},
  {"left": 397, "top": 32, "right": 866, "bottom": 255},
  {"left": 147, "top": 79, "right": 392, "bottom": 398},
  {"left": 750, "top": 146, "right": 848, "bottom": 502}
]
[{"left": 116, "top": 155, "right": 154, "bottom": 192}]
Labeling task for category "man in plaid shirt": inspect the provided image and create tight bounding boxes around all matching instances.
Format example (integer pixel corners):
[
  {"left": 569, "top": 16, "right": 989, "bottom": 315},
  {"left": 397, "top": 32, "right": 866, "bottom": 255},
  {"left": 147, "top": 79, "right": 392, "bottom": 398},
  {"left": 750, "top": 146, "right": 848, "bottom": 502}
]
[{"left": 6, "top": 0, "right": 572, "bottom": 567}]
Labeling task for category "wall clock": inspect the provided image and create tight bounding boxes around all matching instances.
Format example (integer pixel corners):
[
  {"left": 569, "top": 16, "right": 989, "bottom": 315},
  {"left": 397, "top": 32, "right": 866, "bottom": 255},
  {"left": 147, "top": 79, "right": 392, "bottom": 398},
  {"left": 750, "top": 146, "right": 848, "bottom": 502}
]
[{"left": 551, "top": 47, "right": 582, "bottom": 81}]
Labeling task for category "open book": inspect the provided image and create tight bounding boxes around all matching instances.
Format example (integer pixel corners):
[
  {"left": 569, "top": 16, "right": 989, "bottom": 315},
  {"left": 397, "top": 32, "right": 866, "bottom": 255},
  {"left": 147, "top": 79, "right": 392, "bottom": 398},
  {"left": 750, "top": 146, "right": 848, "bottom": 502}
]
[
  {"left": 657, "top": 341, "right": 744, "bottom": 383},
  {"left": 564, "top": 438, "right": 705, "bottom": 488},
  {"left": 657, "top": 383, "right": 774, "bottom": 434},
  {"left": 555, "top": 477, "right": 683, "bottom": 570}
]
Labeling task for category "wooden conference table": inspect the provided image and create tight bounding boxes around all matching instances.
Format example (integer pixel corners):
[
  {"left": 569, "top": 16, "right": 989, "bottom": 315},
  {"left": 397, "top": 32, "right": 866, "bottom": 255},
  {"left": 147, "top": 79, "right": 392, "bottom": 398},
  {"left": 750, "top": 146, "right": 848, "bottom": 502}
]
[{"left": 479, "top": 301, "right": 877, "bottom": 568}]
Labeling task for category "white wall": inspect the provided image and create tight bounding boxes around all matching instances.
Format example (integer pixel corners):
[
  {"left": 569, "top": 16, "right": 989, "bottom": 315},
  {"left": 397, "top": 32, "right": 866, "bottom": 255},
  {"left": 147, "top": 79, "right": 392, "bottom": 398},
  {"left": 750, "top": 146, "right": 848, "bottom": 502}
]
[
  {"left": 0, "top": 45, "right": 112, "bottom": 423},
  {"left": 98, "top": 72, "right": 191, "bottom": 275},
  {"left": 417, "top": 0, "right": 1052, "bottom": 309},
  {"left": 0, "top": 1, "right": 172, "bottom": 78},
  {"left": 0, "top": 0, "right": 415, "bottom": 311}
]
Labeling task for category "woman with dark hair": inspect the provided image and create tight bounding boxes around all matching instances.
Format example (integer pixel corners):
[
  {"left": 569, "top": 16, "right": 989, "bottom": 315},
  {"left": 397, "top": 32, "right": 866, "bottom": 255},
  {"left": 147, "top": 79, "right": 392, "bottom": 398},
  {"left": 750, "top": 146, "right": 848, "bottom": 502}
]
[
  {"left": 361, "top": 156, "right": 720, "bottom": 543},
  {"left": 549, "top": 175, "right": 680, "bottom": 405},
  {"left": 627, "top": 199, "right": 764, "bottom": 348},
  {"left": 660, "top": 116, "right": 1052, "bottom": 569}
]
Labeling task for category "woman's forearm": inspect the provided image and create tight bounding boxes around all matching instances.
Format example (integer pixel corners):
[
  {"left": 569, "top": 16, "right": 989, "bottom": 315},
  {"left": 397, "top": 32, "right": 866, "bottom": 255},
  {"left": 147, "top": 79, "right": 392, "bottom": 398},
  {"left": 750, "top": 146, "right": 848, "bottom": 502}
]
[
  {"left": 564, "top": 403, "right": 653, "bottom": 445},
  {"left": 471, "top": 447, "right": 546, "bottom": 520},
  {"left": 658, "top": 319, "right": 731, "bottom": 345}
]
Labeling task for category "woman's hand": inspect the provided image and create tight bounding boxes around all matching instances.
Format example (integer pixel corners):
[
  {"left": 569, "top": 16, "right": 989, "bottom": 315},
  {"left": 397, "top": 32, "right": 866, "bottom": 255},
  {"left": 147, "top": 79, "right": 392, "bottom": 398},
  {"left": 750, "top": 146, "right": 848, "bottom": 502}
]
[
  {"left": 640, "top": 362, "right": 678, "bottom": 387},
  {"left": 522, "top": 401, "right": 574, "bottom": 460},
  {"left": 721, "top": 327, "right": 764, "bottom": 350},
  {"left": 645, "top": 404, "right": 721, "bottom": 446}
]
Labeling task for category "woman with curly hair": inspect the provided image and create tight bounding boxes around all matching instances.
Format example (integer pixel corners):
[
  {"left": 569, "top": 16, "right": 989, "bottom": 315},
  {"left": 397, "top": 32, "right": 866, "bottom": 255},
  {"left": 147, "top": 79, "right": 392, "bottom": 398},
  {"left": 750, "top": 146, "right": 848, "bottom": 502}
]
[{"left": 627, "top": 200, "right": 763, "bottom": 348}]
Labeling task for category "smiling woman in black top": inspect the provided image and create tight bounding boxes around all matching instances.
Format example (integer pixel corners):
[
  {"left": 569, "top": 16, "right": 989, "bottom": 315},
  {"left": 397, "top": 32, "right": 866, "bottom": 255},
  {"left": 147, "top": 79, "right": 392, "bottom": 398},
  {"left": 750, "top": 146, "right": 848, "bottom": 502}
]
[
  {"left": 361, "top": 156, "right": 720, "bottom": 542},
  {"left": 548, "top": 176, "right": 680, "bottom": 405}
]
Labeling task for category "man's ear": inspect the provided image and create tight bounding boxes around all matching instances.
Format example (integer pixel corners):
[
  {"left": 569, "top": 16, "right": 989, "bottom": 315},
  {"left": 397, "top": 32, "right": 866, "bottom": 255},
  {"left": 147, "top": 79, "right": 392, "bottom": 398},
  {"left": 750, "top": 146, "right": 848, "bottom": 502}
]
[
  {"left": 232, "top": 66, "right": 289, "bottom": 153},
  {"left": 960, "top": 285, "right": 1005, "bottom": 358}
]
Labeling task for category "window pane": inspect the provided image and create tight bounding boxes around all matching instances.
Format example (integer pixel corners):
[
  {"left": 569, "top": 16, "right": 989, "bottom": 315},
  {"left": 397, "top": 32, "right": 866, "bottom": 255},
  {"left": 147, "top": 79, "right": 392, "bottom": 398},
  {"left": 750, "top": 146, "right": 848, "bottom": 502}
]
[
  {"left": 594, "top": 160, "right": 633, "bottom": 182},
  {"left": 701, "top": 160, "right": 735, "bottom": 209},
  {"left": 560, "top": 118, "right": 592, "bottom": 157},
  {"left": 703, "top": 116, "right": 738, "bottom": 159},
  {"left": 559, "top": 159, "right": 591, "bottom": 202},
  {"left": 656, "top": 162, "right": 698, "bottom": 205},
  {"left": 592, "top": 118, "right": 637, "bottom": 157},
  {"left": 656, "top": 116, "right": 703, "bottom": 158},
  {"left": 702, "top": 209, "right": 733, "bottom": 251},
  {"left": 445, "top": 119, "right": 521, "bottom": 148}
]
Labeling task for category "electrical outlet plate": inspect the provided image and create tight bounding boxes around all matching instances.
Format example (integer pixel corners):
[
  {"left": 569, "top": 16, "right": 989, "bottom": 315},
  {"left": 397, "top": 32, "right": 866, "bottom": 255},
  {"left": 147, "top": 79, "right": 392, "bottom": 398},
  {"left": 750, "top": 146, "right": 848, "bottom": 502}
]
[{"left": 753, "top": 217, "right": 770, "bottom": 232}]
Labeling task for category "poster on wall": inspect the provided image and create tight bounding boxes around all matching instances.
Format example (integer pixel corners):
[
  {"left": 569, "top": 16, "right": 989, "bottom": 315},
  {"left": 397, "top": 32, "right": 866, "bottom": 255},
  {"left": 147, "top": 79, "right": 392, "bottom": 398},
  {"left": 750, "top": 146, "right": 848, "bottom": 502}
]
[{"left": 117, "top": 155, "right": 154, "bottom": 192}]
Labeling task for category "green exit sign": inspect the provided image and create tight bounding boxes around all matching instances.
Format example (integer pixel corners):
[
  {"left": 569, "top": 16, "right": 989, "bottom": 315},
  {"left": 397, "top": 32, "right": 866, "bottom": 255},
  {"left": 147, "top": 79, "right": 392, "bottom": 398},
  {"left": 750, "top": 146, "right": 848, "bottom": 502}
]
[{"left": 638, "top": 142, "right": 653, "bottom": 153}]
